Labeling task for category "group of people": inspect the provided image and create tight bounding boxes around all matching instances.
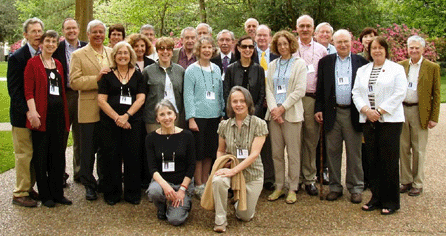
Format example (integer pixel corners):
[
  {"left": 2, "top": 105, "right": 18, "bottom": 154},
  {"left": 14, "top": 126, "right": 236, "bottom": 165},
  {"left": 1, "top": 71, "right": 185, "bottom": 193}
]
[{"left": 7, "top": 13, "right": 440, "bottom": 233}]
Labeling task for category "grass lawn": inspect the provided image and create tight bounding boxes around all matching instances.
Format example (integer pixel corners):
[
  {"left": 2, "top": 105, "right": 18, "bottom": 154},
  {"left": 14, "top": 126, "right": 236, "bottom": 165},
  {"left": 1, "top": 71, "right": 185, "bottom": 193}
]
[
  {"left": 441, "top": 75, "right": 446, "bottom": 103},
  {"left": 0, "top": 81, "right": 10, "bottom": 122},
  {"left": 0, "top": 131, "right": 15, "bottom": 173},
  {"left": 0, "top": 61, "right": 7, "bottom": 78}
]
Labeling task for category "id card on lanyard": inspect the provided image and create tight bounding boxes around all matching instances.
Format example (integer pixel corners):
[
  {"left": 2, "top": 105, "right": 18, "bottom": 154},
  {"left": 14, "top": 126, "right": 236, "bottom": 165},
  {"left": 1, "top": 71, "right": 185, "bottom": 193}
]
[
  {"left": 162, "top": 152, "right": 175, "bottom": 172},
  {"left": 120, "top": 86, "right": 132, "bottom": 105},
  {"left": 49, "top": 71, "right": 60, "bottom": 96}
]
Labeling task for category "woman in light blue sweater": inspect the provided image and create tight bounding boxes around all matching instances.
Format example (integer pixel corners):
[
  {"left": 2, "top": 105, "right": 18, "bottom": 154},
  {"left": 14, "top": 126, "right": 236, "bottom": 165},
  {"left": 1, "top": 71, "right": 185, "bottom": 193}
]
[{"left": 184, "top": 36, "right": 224, "bottom": 198}]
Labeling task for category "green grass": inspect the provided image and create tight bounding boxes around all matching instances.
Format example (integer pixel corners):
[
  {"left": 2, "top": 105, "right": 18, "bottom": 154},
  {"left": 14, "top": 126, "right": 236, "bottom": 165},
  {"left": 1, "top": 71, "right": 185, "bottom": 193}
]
[
  {"left": 442, "top": 75, "right": 446, "bottom": 103},
  {"left": 0, "top": 131, "right": 15, "bottom": 173},
  {"left": 0, "top": 61, "right": 7, "bottom": 78},
  {"left": 0, "top": 81, "right": 10, "bottom": 122}
]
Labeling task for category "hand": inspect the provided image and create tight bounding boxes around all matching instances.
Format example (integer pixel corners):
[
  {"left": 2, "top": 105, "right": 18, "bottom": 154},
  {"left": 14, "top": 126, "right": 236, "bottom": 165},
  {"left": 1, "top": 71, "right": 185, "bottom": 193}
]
[
  {"left": 428, "top": 121, "right": 437, "bottom": 129},
  {"left": 27, "top": 111, "right": 41, "bottom": 129},
  {"left": 223, "top": 160, "right": 231, "bottom": 168},
  {"left": 271, "top": 106, "right": 285, "bottom": 120},
  {"left": 115, "top": 115, "right": 129, "bottom": 128},
  {"left": 162, "top": 185, "right": 177, "bottom": 202},
  {"left": 172, "top": 189, "right": 186, "bottom": 208},
  {"left": 274, "top": 116, "right": 285, "bottom": 124},
  {"left": 122, "top": 122, "right": 132, "bottom": 129},
  {"left": 314, "top": 112, "right": 323, "bottom": 124},
  {"left": 96, "top": 67, "right": 111, "bottom": 81},
  {"left": 189, "top": 118, "right": 199, "bottom": 132},
  {"left": 215, "top": 168, "right": 237, "bottom": 177},
  {"left": 366, "top": 109, "right": 381, "bottom": 122}
]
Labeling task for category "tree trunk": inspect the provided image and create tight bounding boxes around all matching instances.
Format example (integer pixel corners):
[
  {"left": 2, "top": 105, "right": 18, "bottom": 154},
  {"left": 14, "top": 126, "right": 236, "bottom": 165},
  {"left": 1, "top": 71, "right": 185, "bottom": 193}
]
[
  {"left": 75, "top": 0, "right": 93, "bottom": 42},
  {"left": 198, "top": 0, "right": 207, "bottom": 23}
]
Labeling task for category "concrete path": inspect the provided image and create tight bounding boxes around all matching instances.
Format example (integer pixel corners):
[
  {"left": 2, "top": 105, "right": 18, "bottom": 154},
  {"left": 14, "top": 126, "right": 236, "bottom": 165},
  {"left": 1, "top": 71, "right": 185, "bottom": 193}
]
[
  {"left": 1, "top": 105, "right": 446, "bottom": 235},
  {"left": 0, "top": 77, "right": 6, "bottom": 81},
  {"left": 0, "top": 122, "right": 12, "bottom": 131}
]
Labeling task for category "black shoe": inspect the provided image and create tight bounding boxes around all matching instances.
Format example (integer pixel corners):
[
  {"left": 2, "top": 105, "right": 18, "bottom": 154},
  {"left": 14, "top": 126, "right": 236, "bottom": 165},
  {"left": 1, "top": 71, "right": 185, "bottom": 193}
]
[
  {"left": 54, "top": 197, "right": 72, "bottom": 205},
  {"left": 381, "top": 208, "right": 396, "bottom": 215},
  {"left": 263, "top": 182, "right": 275, "bottom": 191},
  {"left": 29, "top": 190, "right": 40, "bottom": 201},
  {"left": 43, "top": 200, "right": 56, "bottom": 208},
  {"left": 85, "top": 187, "right": 97, "bottom": 201},
  {"left": 305, "top": 183, "right": 318, "bottom": 196},
  {"left": 326, "top": 191, "right": 343, "bottom": 201},
  {"left": 157, "top": 210, "right": 167, "bottom": 220},
  {"left": 125, "top": 198, "right": 141, "bottom": 205},
  {"left": 105, "top": 198, "right": 120, "bottom": 205}
]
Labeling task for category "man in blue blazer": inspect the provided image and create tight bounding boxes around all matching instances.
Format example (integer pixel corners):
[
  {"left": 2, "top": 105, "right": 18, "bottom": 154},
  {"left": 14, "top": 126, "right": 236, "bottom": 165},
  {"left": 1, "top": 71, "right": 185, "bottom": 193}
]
[
  {"left": 52, "top": 18, "right": 87, "bottom": 187},
  {"left": 211, "top": 29, "right": 237, "bottom": 75},
  {"left": 314, "top": 29, "right": 369, "bottom": 203},
  {"left": 7, "top": 17, "right": 44, "bottom": 207}
]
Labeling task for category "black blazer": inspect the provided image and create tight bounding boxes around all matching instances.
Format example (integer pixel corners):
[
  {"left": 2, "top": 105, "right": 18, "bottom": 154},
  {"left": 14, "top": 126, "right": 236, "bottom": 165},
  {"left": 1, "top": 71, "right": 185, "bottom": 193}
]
[
  {"left": 253, "top": 50, "right": 279, "bottom": 65},
  {"left": 137, "top": 57, "right": 155, "bottom": 72},
  {"left": 315, "top": 53, "right": 368, "bottom": 132},
  {"left": 210, "top": 52, "right": 237, "bottom": 75},
  {"left": 224, "top": 61, "right": 265, "bottom": 118},
  {"left": 53, "top": 40, "right": 87, "bottom": 85},
  {"left": 7, "top": 44, "right": 33, "bottom": 127}
]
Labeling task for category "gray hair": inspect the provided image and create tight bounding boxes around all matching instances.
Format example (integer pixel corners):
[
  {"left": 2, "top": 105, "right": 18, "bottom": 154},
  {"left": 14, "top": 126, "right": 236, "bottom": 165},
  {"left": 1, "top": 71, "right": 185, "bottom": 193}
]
[
  {"left": 256, "top": 25, "right": 271, "bottom": 35},
  {"left": 407, "top": 35, "right": 426, "bottom": 48},
  {"left": 87, "top": 20, "right": 106, "bottom": 34},
  {"left": 23, "top": 17, "right": 44, "bottom": 33},
  {"left": 315, "top": 22, "right": 333, "bottom": 33},
  {"left": 196, "top": 23, "right": 212, "bottom": 34},
  {"left": 332, "top": 29, "right": 351, "bottom": 41},
  {"left": 296, "top": 15, "right": 314, "bottom": 27},
  {"left": 140, "top": 24, "right": 155, "bottom": 33},
  {"left": 226, "top": 86, "right": 255, "bottom": 118},
  {"left": 181, "top": 27, "right": 197, "bottom": 38},
  {"left": 155, "top": 99, "right": 178, "bottom": 118},
  {"left": 216, "top": 29, "right": 235, "bottom": 41},
  {"left": 110, "top": 41, "right": 137, "bottom": 69},
  {"left": 244, "top": 18, "right": 259, "bottom": 28},
  {"left": 193, "top": 36, "right": 218, "bottom": 59}
]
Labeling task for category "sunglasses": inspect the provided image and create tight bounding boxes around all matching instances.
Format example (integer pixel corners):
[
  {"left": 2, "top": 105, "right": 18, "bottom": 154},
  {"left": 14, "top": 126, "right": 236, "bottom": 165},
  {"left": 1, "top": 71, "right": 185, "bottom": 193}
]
[
  {"left": 239, "top": 44, "right": 255, "bottom": 49},
  {"left": 158, "top": 46, "right": 174, "bottom": 51}
]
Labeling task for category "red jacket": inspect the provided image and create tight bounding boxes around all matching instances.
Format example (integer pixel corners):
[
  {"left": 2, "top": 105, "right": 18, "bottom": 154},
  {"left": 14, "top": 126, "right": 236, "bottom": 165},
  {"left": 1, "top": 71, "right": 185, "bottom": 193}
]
[{"left": 24, "top": 56, "right": 70, "bottom": 132}]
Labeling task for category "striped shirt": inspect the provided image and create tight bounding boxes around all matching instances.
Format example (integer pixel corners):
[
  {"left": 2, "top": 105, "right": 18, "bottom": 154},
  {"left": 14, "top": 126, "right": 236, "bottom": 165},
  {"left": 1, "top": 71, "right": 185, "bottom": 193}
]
[
  {"left": 368, "top": 67, "right": 381, "bottom": 109},
  {"left": 217, "top": 115, "right": 268, "bottom": 182}
]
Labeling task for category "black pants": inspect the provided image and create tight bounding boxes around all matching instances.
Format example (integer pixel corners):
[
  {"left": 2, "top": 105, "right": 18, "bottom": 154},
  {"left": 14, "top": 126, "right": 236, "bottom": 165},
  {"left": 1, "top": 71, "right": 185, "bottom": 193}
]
[
  {"left": 100, "top": 118, "right": 142, "bottom": 202},
  {"left": 79, "top": 122, "right": 101, "bottom": 189},
  {"left": 32, "top": 113, "right": 66, "bottom": 202},
  {"left": 363, "top": 122, "right": 402, "bottom": 210}
]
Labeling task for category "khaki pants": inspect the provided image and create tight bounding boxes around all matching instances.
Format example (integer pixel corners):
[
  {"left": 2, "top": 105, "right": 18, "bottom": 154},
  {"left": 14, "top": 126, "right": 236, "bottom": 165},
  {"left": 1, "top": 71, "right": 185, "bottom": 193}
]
[
  {"left": 12, "top": 126, "right": 35, "bottom": 197},
  {"left": 400, "top": 105, "right": 428, "bottom": 189},
  {"left": 212, "top": 175, "right": 263, "bottom": 226},
  {"left": 300, "top": 96, "right": 320, "bottom": 184}
]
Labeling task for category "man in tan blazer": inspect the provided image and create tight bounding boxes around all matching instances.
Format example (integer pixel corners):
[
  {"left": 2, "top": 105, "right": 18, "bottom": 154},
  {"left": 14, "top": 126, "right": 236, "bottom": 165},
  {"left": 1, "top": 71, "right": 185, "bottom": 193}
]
[
  {"left": 69, "top": 19, "right": 113, "bottom": 201},
  {"left": 399, "top": 35, "right": 441, "bottom": 196}
]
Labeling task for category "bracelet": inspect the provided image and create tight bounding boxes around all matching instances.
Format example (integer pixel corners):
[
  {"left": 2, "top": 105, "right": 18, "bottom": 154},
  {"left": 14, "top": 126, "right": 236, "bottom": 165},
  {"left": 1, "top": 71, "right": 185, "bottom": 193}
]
[
  {"left": 179, "top": 186, "right": 187, "bottom": 192},
  {"left": 125, "top": 112, "right": 132, "bottom": 117},
  {"left": 377, "top": 108, "right": 382, "bottom": 116},
  {"left": 180, "top": 184, "right": 188, "bottom": 190}
]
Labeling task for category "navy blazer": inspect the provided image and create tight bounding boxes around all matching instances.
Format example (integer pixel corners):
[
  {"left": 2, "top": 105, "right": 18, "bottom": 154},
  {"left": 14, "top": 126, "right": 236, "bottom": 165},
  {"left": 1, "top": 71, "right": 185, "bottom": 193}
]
[
  {"left": 210, "top": 52, "right": 237, "bottom": 75},
  {"left": 7, "top": 44, "right": 33, "bottom": 127},
  {"left": 53, "top": 40, "right": 87, "bottom": 86},
  {"left": 315, "top": 53, "right": 368, "bottom": 132}
]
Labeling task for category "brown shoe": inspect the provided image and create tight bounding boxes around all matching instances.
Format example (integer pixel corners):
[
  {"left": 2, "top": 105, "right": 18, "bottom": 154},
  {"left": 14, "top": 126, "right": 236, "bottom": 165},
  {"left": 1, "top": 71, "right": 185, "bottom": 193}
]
[
  {"left": 399, "top": 183, "right": 412, "bottom": 193},
  {"left": 350, "top": 193, "right": 362, "bottom": 204},
  {"left": 326, "top": 191, "right": 343, "bottom": 201},
  {"left": 12, "top": 196, "right": 37, "bottom": 207},
  {"left": 408, "top": 187, "right": 422, "bottom": 196}
]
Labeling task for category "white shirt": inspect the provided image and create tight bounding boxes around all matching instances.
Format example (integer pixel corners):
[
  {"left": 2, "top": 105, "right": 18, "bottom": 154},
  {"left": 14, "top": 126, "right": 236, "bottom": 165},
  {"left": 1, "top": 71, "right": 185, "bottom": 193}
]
[{"left": 404, "top": 56, "right": 423, "bottom": 103}]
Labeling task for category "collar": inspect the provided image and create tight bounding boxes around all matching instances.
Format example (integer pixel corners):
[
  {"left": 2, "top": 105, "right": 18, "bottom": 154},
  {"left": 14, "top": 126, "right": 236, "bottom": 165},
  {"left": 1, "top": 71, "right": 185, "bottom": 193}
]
[
  {"left": 27, "top": 43, "right": 38, "bottom": 56},
  {"left": 409, "top": 56, "right": 423, "bottom": 66},
  {"left": 256, "top": 46, "right": 269, "bottom": 54},
  {"left": 229, "top": 114, "right": 251, "bottom": 127},
  {"left": 65, "top": 39, "right": 81, "bottom": 48},
  {"left": 156, "top": 61, "right": 172, "bottom": 72},
  {"left": 221, "top": 52, "right": 231, "bottom": 60},
  {"left": 89, "top": 44, "right": 105, "bottom": 57},
  {"left": 336, "top": 52, "right": 351, "bottom": 61},
  {"left": 298, "top": 38, "right": 314, "bottom": 47}
]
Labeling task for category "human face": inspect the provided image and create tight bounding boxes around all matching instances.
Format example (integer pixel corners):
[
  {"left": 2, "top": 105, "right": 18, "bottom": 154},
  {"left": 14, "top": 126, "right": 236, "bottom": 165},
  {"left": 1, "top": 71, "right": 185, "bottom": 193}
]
[
  {"left": 133, "top": 40, "right": 146, "bottom": 60},
  {"left": 182, "top": 30, "right": 197, "bottom": 51},
  {"left": 196, "top": 25, "right": 210, "bottom": 39},
  {"left": 24, "top": 23, "right": 43, "bottom": 49},
  {"left": 297, "top": 18, "right": 314, "bottom": 43},
  {"left": 230, "top": 91, "right": 248, "bottom": 117},
  {"left": 156, "top": 106, "right": 176, "bottom": 129},
  {"left": 115, "top": 46, "right": 130, "bottom": 67},
  {"left": 237, "top": 39, "right": 254, "bottom": 60},
  {"left": 370, "top": 40, "right": 386, "bottom": 65},
  {"left": 199, "top": 41, "right": 213, "bottom": 61},
  {"left": 333, "top": 33, "right": 351, "bottom": 59},
  {"left": 277, "top": 36, "right": 291, "bottom": 59},
  {"left": 41, "top": 37, "right": 58, "bottom": 55},
  {"left": 408, "top": 41, "right": 425, "bottom": 64},
  {"left": 62, "top": 20, "right": 79, "bottom": 43},
  {"left": 141, "top": 29, "right": 156, "bottom": 43},
  {"left": 245, "top": 20, "right": 258, "bottom": 39},
  {"left": 157, "top": 43, "right": 173, "bottom": 64},
  {"left": 314, "top": 25, "right": 332, "bottom": 46},
  {"left": 109, "top": 30, "right": 123, "bottom": 47},
  {"left": 87, "top": 24, "right": 105, "bottom": 47},
  {"left": 362, "top": 33, "right": 376, "bottom": 51},
  {"left": 255, "top": 27, "right": 271, "bottom": 51},
  {"left": 218, "top": 32, "right": 233, "bottom": 55}
]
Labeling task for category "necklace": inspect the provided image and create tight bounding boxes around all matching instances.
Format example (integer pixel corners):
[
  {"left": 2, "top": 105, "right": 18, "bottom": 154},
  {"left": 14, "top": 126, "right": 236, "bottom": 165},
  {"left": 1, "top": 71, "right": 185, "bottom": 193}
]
[
  {"left": 161, "top": 126, "right": 176, "bottom": 140},
  {"left": 116, "top": 67, "right": 130, "bottom": 84}
]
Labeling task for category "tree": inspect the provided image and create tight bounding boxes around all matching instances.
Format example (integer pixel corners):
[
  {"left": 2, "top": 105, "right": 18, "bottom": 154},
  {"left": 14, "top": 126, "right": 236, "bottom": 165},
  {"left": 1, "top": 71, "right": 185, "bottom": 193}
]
[{"left": 0, "top": 0, "right": 21, "bottom": 43}]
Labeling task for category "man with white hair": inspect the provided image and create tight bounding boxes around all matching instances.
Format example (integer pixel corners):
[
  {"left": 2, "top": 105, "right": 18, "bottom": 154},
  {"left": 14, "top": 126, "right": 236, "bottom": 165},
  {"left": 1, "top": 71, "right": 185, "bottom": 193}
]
[
  {"left": 70, "top": 19, "right": 113, "bottom": 201},
  {"left": 293, "top": 15, "right": 327, "bottom": 196},
  {"left": 196, "top": 23, "right": 212, "bottom": 39},
  {"left": 314, "top": 29, "right": 368, "bottom": 203},
  {"left": 172, "top": 27, "right": 197, "bottom": 69},
  {"left": 140, "top": 24, "right": 158, "bottom": 60},
  {"left": 314, "top": 22, "right": 337, "bottom": 55},
  {"left": 211, "top": 29, "right": 236, "bottom": 75},
  {"left": 399, "top": 35, "right": 441, "bottom": 197},
  {"left": 244, "top": 18, "right": 259, "bottom": 39},
  {"left": 254, "top": 24, "right": 278, "bottom": 71}
]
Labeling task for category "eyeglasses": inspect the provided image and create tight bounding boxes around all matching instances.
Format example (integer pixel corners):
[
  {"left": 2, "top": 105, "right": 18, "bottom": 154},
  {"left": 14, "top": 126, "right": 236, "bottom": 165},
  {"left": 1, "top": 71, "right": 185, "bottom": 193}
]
[
  {"left": 239, "top": 44, "right": 254, "bottom": 49},
  {"left": 158, "top": 46, "right": 174, "bottom": 51}
]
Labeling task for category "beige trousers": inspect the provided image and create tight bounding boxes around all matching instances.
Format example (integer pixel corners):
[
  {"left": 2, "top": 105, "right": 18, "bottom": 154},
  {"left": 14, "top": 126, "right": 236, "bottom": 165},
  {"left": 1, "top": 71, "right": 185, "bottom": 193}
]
[
  {"left": 400, "top": 105, "right": 428, "bottom": 189},
  {"left": 12, "top": 126, "right": 35, "bottom": 197},
  {"left": 300, "top": 96, "right": 320, "bottom": 184},
  {"left": 212, "top": 175, "right": 263, "bottom": 226}
]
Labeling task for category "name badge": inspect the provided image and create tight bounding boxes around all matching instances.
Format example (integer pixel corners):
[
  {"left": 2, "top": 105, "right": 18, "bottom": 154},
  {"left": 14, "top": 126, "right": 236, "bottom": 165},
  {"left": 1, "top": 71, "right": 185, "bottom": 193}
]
[
  {"left": 277, "top": 85, "right": 286, "bottom": 94},
  {"left": 306, "top": 64, "right": 315, "bottom": 74},
  {"left": 49, "top": 84, "right": 60, "bottom": 96},
  {"left": 237, "top": 149, "right": 249, "bottom": 159},
  {"left": 337, "top": 77, "right": 348, "bottom": 85},
  {"left": 162, "top": 161, "right": 175, "bottom": 172},
  {"left": 206, "top": 91, "right": 215, "bottom": 100},
  {"left": 120, "top": 95, "right": 132, "bottom": 105},
  {"left": 408, "top": 81, "right": 417, "bottom": 91}
]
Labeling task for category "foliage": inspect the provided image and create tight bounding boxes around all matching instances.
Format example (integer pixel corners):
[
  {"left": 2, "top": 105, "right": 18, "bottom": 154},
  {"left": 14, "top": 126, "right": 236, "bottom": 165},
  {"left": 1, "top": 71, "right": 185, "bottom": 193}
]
[
  {"left": 430, "top": 37, "right": 446, "bottom": 62},
  {"left": 0, "top": 81, "right": 11, "bottom": 123},
  {"left": 0, "top": 0, "right": 21, "bottom": 43},
  {"left": 0, "top": 131, "right": 15, "bottom": 174}
]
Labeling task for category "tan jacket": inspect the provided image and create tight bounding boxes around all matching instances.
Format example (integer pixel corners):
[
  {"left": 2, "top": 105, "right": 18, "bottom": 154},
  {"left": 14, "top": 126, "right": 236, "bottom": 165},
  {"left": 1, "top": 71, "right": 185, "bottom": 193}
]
[
  {"left": 69, "top": 44, "right": 113, "bottom": 123},
  {"left": 201, "top": 154, "right": 247, "bottom": 211},
  {"left": 399, "top": 59, "right": 441, "bottom": 129}
]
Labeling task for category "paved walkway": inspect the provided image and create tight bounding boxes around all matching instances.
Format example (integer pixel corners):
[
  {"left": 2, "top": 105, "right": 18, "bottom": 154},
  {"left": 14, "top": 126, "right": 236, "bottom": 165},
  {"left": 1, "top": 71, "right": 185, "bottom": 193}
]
[
  {"left": 0, "top": 122, "right": 12, "bottom": 131},
  {"left": 0, "top": 77, "right": 6, "bottom": 81},
  {"left": 1, "top": 105, "right": 446, "bottom": 235}
]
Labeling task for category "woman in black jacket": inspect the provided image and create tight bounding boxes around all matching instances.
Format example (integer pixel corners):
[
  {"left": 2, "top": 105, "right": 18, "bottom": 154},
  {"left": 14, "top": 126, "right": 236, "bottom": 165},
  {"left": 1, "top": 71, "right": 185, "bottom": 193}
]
[{"left": 223, "top": 35, "right": 265, "bottom": 118}]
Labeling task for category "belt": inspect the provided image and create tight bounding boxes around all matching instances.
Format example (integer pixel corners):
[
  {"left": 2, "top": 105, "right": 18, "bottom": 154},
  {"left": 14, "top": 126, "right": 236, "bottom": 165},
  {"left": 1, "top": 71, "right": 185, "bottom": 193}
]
[
  {"left": 403, "top": 102, "right": 418, "bottom": 107},
  {"left": 336, "top": 104, "right": 351, "bottom": 108},
  {"left": 305, "top": 93, "right": 316, "bottom": 99}
]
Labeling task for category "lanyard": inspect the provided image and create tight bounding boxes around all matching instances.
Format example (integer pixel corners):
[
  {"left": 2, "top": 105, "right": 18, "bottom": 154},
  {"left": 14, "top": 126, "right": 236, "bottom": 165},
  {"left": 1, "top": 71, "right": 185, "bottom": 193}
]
[
  {"left": 335, "top": 56, "right": 351, "bottom": 79},
  {"left": 233, "top": 116, "right": 252, "bottom": 149},
  {"left": 276, "top": 57, "right": 291, "bottom": 86},
  {"left": 162, "top": 152, "right": 175, "bottom": 162},
  {"left": 199, "top": 63, "right": 215, "bottom": 92},
  {"left": 120, "top": 86, "right": 131, "bottom": 97}
]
